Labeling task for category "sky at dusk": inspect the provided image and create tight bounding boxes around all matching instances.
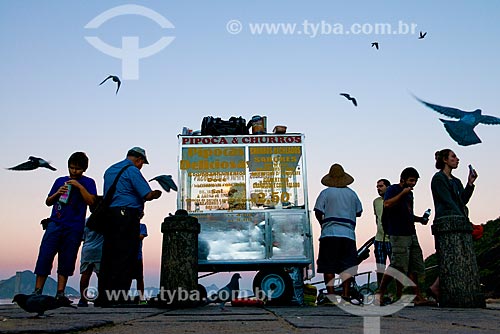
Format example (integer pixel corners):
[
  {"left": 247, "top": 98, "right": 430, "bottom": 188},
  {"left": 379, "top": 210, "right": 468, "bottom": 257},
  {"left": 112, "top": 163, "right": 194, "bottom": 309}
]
[{"left": 1, "top": 1, "right": 499, "bottom": 292}]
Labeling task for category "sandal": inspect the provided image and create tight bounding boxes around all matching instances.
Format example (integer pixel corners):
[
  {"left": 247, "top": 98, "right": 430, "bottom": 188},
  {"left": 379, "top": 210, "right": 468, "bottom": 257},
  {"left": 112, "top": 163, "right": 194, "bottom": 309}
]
[
  {"left": 426, "top": 288, "right": 439, "bottom": 301},
  {"left": 414, "top": 298, "right": 438, "bottom": 306},
  {"left": 341, "top": 295, "right": 363, "bottom": 306}
]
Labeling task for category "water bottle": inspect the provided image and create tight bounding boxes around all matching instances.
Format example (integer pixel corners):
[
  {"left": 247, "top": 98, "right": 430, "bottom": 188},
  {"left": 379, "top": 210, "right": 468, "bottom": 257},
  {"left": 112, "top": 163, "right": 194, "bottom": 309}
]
[
  {"left": 422, "top": 208, "right": 431, "bottom": 225},
  {"left": 59, "top": 183, "right": 72, "bottom": 204}
]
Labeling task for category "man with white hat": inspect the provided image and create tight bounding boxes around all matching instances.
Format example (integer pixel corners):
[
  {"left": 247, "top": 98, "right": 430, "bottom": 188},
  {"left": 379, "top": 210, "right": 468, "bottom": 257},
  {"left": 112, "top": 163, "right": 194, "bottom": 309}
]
[
  {"left": 314, "top": 163, "right": 363, "bottom": 305},
  {"left": 97, "top": 147, "right": 162, "bottom": 306}
]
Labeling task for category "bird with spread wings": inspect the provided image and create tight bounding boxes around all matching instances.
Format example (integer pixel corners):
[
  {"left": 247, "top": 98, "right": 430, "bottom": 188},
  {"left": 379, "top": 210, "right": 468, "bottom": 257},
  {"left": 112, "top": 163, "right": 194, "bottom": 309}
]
[
  {"left": 415, "top": 96, "right": 500, "bottom": 146},
  {"left": 99, "top": 75, "right": 121, "bottom": 94},
  {"left": 149, "top": 175, "right": 178, "bottom": 192},
  {"left": 7, "top": 156, "right": 56, "bottom": 171}
]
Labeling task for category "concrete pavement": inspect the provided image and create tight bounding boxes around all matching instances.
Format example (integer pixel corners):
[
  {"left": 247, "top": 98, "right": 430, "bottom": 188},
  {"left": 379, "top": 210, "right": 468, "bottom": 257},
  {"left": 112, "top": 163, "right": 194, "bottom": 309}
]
[{"left": 1, "top": 301, "right": 499, "bottom": 333}]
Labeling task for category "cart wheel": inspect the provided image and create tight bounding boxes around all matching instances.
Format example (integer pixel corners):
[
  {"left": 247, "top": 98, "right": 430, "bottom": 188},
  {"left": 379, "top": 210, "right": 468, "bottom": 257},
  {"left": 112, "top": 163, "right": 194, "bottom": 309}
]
[
  {"left": 253, "top": 270, "right": 293, "bottom": 305},
  {"left": 358, "top": 287, "right": 376, "bottom": 305}
]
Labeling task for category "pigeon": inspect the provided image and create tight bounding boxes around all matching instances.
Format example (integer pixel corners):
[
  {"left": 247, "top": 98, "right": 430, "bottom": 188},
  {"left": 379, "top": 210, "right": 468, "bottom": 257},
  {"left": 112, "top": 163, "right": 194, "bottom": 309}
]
[
  {"left": 99, "top": 75, "right": 121, "bottom": 94},
  {"left": 415, "top": 96, "right": 500, "bottom": 146},
  {"left": 340, "top": 93, "right": 358, "bottom": 107},
  {"left": 7, "top": 156, "right": 56, "bottom": 171},
  {"left": 149, "top": 175, "right": 178, "bottom": 192},
  {"left": 12, "top": 294, "right": 76, "bottom": 317},
  {"left": 418, "top": 31, "right": 427, "bottom": 39},
  {"left": 371, "top": 42, "right": 379, "bottom": 50},
  {"left": 207, "top": 273, "right": 241, "bottom": 309}
]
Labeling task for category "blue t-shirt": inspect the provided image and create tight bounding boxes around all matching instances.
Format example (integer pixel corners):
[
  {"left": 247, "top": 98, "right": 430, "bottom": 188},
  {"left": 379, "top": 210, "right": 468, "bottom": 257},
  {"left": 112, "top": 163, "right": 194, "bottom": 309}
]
[
  {"left": 103, "top": 159, "right": 152, "bottom": 211},
  {"left": 48, "top": 175, "right": 97, "bottom": 227},
  {"left": 383, "top": 184, "right": 416, "bottom": 236}
]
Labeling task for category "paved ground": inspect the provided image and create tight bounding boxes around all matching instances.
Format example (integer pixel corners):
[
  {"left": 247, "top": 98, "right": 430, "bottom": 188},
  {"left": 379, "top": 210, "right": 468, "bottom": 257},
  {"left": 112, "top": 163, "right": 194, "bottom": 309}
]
[{"left": 1, "top": 301, "right": 499, "bottom": 334}]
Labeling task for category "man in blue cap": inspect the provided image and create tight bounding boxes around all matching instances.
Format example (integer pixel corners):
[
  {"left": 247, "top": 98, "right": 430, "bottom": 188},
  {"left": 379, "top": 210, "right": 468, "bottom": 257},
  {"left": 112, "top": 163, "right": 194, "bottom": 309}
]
[{"left": 97, "top": 147, "right": 162, "bottom": 306}]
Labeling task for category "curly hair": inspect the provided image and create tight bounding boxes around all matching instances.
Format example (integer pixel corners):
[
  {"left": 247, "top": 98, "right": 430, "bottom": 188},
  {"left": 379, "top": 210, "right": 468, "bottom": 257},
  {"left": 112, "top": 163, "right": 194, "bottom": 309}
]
[{"left": 400, "top": 167, "right": 419, "bottom": 180}]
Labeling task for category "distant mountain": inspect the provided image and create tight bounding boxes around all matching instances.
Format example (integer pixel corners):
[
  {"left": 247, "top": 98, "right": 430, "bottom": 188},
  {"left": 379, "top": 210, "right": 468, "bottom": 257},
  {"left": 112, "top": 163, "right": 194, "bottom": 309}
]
[
  {"left": 204, "top": 284, "right": 219, "bottom": 295},
  {"left": 424, "top": 217, "right": 500, "bottom": 298},
  {"left": 0, "top": 270, "right": 79, "bottom": 298}
]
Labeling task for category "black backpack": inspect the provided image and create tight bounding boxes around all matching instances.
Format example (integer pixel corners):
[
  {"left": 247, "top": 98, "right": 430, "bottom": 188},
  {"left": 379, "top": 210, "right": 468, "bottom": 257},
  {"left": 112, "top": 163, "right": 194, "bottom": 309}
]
[{"left": 201, "top": 116, "right": 249, "bottom": 136}]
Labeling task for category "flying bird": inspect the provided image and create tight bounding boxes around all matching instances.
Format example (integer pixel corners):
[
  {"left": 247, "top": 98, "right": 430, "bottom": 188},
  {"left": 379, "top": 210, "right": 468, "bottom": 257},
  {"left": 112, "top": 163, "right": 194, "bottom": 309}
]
[
  {"left": 99, "top": 75, "right": 121, "bottom": 94},
  {"left": 415, "top": 96, "right": 500, "bottom": 146},
  {"left": 12, "top": 294, "right": 76, "bottom": 317},
  {"left": 207, "top": 273, "right": 241, "bottom": 309},
  {"left": 418, "top": 31, "right": 427, "bottom": 39},
  {"left": 7, "top": 156, "right": 56, "bottom": 171},
  {"left": 340, "top": 93, "right": 358, "bottom": 107},
  {"left": 371, "top": 42, "right": 379, "bottom": 50},
  {"left": 149, "top": 175, "right": 178, "bottom": 192}
]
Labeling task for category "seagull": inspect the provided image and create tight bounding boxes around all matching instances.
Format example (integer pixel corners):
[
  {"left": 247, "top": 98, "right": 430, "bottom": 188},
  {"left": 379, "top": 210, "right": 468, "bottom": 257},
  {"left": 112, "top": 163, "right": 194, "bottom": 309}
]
[
  {"left": 7, "top": 156, "right": 56, "bottom": 171},
  {"left": 99, "top": 75, "right": 121, "bottom": 94},
  {"left": 415, "top": 96, "right": 500, "bottom": 146},
  {"left": 340, "top": 93, "right": 358, "bottom": 107},
  {"left": 418, "top": 31, "right": 427, "bottom": 39},
  {"left": 12, "top": 294, "right": 76, "bottom": 317},
  {"left": 207, "top": 273, "right": 241, "bottom": 309},
  {"left": 371, "top": 42, "right": 379, "bottom": 50},
  {"left": 149, "top": 175, "right": 178, "bottom": 192}
]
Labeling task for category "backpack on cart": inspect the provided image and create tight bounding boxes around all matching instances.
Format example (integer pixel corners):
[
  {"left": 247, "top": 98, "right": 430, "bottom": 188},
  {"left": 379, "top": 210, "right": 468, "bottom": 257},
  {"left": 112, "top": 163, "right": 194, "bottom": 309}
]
[{"left": 201, "top": 116, "right": 249, "bottom": 136}]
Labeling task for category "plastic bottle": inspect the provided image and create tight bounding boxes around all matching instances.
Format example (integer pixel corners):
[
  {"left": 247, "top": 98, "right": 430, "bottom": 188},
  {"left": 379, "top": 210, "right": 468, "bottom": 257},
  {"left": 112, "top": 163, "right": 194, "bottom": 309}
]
[
  {"left": 59, "top": 184, "right": 72, "bottom": 204},
  {"left": 422, "top": 208, "right": 431, "bottom": 225}
]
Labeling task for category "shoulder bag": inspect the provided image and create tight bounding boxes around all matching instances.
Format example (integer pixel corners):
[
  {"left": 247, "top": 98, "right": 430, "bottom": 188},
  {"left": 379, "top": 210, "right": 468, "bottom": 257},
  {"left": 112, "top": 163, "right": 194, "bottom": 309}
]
[{"left": 86, "top": 164, "right": 131, "bottom": 233}]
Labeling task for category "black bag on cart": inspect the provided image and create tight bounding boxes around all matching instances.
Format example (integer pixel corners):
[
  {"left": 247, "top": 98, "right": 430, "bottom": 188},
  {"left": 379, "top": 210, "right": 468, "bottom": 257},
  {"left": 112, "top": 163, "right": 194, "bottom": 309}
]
[{"left": 201, "top": 116, "right": 249, "bottom": 136}]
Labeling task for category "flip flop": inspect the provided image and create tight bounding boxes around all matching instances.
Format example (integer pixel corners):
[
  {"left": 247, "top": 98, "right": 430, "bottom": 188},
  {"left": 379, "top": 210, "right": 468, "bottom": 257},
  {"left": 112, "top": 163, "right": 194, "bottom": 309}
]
[
  {"left": 426, "top": 288, "right": 439, "bottom": 301},
  {"left": 341, "top": 295, "right": 363, "bottom": 306},
  {"left": 414, "top": 299, "right": 438, "bottom": 306}
]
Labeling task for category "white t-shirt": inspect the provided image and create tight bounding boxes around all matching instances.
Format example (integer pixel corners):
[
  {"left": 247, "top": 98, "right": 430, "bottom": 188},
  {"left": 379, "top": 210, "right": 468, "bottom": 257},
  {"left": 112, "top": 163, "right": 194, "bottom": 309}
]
[{"left": 314, "top": 186, "right": 363, "bottom": 240}]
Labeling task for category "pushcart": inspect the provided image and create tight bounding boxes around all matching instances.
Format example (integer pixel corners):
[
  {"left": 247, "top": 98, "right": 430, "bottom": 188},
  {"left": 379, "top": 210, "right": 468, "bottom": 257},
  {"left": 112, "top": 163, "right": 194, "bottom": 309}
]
[{"left": 178, "top": 133, "right": 314, "bottom": 304}]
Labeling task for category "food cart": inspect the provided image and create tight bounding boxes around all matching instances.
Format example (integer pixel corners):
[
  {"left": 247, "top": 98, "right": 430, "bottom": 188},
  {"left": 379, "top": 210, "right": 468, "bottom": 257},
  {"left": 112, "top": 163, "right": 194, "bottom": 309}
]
[{"left": 177, "top": 133, "right": 315, "bottom": 304}]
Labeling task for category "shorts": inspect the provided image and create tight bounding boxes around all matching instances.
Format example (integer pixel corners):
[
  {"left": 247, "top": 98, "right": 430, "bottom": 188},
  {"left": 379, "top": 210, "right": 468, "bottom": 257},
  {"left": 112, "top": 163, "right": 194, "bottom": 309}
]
[
  {"left": 317, "top": 236, "right": 358, "bottom": 274},
  {"left": 389, "top": 235, "right": 425, "bottom": 275},
  {"left": 34, "top": 221, "right": 83, "bottom": 277},
  {"left": 80, "top": 261, "right": 101, "bottom": 274},
  {"left": 374, "top": 240, "right": 392, "bottom": 266},
  {"left": 130, "top": 258, "right": 144, "bottom": 280}
]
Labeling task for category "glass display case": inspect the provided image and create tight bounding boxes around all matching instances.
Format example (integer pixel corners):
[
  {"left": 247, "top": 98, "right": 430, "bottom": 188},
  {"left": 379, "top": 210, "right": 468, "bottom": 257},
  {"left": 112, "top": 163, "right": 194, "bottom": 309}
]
[{"left": 177, "top": 134, "right": 314, "bottom": 304}]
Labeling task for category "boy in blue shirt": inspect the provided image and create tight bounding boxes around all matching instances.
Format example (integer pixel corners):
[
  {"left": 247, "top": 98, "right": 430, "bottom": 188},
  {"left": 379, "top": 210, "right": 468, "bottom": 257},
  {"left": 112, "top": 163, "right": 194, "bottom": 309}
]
[{"left": 33, "top": 152, "right": 97, "bottom": 304}]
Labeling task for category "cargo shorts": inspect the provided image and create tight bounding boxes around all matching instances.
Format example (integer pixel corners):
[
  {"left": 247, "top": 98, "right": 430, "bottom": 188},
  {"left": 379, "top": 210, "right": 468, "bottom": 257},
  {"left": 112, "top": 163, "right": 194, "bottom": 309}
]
[{"left": 388, "top": 235, "right": 425, "bottom": 275}]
